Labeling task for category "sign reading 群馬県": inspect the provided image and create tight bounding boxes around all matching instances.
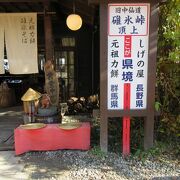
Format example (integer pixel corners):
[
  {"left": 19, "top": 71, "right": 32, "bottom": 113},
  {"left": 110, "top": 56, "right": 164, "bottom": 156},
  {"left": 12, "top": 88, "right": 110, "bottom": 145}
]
[{"left": 108, "top": 4, "right": 150, "bottom": 110}]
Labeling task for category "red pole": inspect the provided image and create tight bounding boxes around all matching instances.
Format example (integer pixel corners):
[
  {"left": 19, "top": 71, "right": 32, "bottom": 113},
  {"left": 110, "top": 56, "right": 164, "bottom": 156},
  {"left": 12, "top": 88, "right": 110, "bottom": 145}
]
[
  {"left": 122, "top": 35, "right": 132, "bottom": 156},
  {"left": 123, "top": 83, "right": 131, "bottom": 156},
  {"left": 123, "top": 116, "right": 130, "bottom": 155}
]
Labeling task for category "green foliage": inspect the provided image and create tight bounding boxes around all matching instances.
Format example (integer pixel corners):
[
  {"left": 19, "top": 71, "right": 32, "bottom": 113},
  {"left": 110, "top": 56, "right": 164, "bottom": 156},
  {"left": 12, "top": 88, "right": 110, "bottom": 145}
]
[
  {"left": 130, "top": 118, "right": 144, "bottom": 153},
  {"left": 132, "top": 141, "right": 179, "bottom": 161},
  {"left": 155, "top": 101, "right": 161, "bottom": 112},
  {"left": 158, "top": 0, "right": 180, "bottom": 62},
  {"left": 89, "top": 146, "right": 107, "bottom": 158},
  {"left": 156, "top": 0, "right": 180, "bottom": 139}
]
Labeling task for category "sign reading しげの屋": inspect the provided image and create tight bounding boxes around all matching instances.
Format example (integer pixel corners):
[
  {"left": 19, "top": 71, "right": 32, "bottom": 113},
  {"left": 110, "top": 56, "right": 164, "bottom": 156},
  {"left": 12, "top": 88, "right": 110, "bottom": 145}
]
[{"left": 108, "top": 4, "right": 150, "bottom": 110}]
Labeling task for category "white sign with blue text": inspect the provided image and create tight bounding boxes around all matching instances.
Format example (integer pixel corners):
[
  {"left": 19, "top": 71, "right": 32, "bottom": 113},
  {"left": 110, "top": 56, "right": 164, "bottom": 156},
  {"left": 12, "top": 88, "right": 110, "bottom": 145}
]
[{"left": 107, "top": 4, "right": 150, "bottom": 110}]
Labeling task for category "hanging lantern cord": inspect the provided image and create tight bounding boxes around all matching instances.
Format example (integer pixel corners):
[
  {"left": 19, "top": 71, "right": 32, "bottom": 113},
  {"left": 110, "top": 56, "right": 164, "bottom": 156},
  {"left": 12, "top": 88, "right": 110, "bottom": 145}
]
[{"left": 73, "top": 0, "right": 75, "bottom": 14}]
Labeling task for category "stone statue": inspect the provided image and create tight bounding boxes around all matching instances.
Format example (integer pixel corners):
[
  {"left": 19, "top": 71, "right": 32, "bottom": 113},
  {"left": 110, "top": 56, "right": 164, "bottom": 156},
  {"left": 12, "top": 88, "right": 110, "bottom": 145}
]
[
  {"left": 44, "top": 60, "right": 59, "bottom": 106},
  {"left": 34, "top": 60, "right": 60, "bottom": 123}
]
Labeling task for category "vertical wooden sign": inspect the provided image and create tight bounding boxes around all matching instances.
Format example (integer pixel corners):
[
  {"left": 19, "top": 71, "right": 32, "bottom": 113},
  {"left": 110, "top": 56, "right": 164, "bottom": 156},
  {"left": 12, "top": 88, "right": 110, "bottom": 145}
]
[{"left": 88, "top": 0, "right": 160, "bottom": 154}]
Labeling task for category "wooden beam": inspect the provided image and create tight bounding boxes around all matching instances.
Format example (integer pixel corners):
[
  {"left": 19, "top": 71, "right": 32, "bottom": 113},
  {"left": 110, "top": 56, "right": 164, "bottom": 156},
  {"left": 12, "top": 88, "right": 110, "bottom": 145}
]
[
  {"left": 0, "top": 6, "right": 5, "bottom": 12},
  {"left": 0, "top": 4, "right": 8, "bottom": 11},
  {"left": 77, "top": 0, "right": 96, "bottom": 9},
  {"left": 43, "top": 0, "right": 53, "bottom": 62},
  {"left": 144, "top": 0, "right": 159, "bottom": 150},
  {"left": 13, "top": 2, "right": 30, "bottom": 11},
  {"left": 88, "top": 0, "right": 100, "bottom": 4},
  {"left": 7, "top": 2, "right": 21, "bottom": 11},
  {"left": 89, "top": 0, "right": 163, "bottom": 4},
  {"left": 58, "top": 1, "right": 94, "bottom": 25},
  {"left": 25, "top": 2, "right": 36, "bottom": 12},
  {"left": 59, "top": 8, "right": 93, "bottom": 25},
  {"left": 26, "top": 1, "right": 44, "bottom": 11},
  {"left": 0, "top": 2, "right": 44, "bottom": 12},
  {"left": 0, "top": 0, "right": 44, "bottom": 2},
  {"left": 53, "top": 1, "right": 94, "bottom": 25},
  {"left": 100, "top": 0, "right": 108, "bottom": 153}
]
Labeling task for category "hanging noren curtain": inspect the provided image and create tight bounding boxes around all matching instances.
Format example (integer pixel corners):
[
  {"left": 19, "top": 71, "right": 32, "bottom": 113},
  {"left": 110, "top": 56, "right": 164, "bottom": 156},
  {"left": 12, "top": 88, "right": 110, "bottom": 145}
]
[{"left": 2, "top": 13, "right": 38, "bottom": 74}]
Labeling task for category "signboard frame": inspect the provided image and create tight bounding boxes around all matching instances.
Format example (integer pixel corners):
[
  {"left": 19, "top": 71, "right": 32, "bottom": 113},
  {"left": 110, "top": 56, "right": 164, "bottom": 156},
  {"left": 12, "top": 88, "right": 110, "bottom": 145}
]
[{"left": 100, "top": 0, "right": 160, "bottom": 152}]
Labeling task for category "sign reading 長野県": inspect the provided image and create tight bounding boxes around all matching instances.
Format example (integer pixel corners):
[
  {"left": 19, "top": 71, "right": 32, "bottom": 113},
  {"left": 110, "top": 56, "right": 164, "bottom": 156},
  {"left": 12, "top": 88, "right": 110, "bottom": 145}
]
[{"left": 108, "top": 4, "right": 150, "bottom": 110}]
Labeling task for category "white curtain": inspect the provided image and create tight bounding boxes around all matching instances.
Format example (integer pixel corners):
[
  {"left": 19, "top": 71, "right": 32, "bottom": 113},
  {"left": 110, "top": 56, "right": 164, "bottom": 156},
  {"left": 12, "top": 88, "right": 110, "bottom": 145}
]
[
  {"left": 4, "top": 13, "right": 38, "bottom": 74},
  {"left": 0, "top": 15, "right": 4, "bottom": 74}
]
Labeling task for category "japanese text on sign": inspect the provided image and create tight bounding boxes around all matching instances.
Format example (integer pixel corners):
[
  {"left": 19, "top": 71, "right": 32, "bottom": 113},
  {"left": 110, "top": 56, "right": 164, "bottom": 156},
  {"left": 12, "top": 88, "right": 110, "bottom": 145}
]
[
  {"left": 20, "top": 16, "right": 36, "bottom": 44},
  {"left": 108, "top": 4, "right": 150, "bottom": 110},
  {"left": 109, "top": 4, "right": 149, "bottom": 36}
]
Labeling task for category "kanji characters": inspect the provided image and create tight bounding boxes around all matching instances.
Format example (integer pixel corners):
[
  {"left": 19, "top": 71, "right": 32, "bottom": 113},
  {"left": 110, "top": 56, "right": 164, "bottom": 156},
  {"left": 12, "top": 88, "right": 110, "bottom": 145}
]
[
  {"left": 136, "top": 100, "right": 143, "bottom": 107},
  {"left": 21, "top": 16, "right": 36, "bottom": 44},
  {"left": 122, "top": 59, "right": 133, "bottom": 69},
  {"left": 111, "top": 84, "right": 118, "bottom": 92},
  {"left": 112, "top": 16, "right": 121, "bottom": 25},
  {"left": 111, "top": 40, "right": 119, "bottom": 48},
  {"left": 136, "top": 15, "right": 145, "bottom": 25},
  {"left": 110, "top": 39, "right": 119, "bottom": 79},
  {"left": 111, "top": 93, "right": 118, "bottom": 100},
  {"left": 108, "top": 5, "right": 149, "bottom": 109},
  {"left": 136, "top": 84, "right": 144, "bottom": 91},
  {"left": 111, "top": 84, "right": 119, "bottom": 108},
  {"left": 131, "top": 26, "right": 138, "bottom": 34},
  {"left": 136, "top": 84, "right": 144, "bottom": 108},
  {"left": 122, "top": 35, "right": 133, "bottom": 82},
  {"left": 111, "top": 50, "right": 119, "bottom": 58},
  {"left": 122, "top": 71, "right": 133, "bottom": 81},
  {"left": 124, "top": 15, "right": 133, "bottom": 25},
  {"left": 111, "top": 100, "right": 118, "bottom": 108},
  {"left": 111, "top": 69, "right": 119, "bottom": 78},
  {"left": 110, "top": 5, "right": 148, "bottom": 35},
  {"left": 136, "top": 70, "right": 144, "bottom": 78},
  {"left": 111, "top": 60, "right": 118, "bottom": 68},
  {"left": 136, "top": 92, "right": 143, "bottom": 99},
  {"left": 119, "top": 26, "right": 126, "bottom": 34}
]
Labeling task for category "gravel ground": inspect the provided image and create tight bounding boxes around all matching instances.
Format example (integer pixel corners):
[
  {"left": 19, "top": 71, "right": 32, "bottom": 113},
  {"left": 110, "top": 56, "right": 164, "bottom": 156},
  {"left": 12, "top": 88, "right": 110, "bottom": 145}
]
[{"left": 21, "top": 150, "right": 180, "bottom": 180}]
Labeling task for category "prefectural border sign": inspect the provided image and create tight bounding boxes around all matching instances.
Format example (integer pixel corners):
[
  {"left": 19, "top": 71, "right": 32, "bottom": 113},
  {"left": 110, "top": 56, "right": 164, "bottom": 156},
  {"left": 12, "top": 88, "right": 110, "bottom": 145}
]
[
  {"left": 89, "top": 0, "right": 160, "bottom": 155},
  {"left": 108, "top": 4, "right": 150, "bottom": 110}
]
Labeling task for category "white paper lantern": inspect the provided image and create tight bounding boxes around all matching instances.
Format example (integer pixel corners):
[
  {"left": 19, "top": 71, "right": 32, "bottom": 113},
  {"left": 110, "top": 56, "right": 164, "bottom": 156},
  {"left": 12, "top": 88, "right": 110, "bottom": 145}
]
[{"left": 66, "top": 14, "right": 82, "bottom": 31}]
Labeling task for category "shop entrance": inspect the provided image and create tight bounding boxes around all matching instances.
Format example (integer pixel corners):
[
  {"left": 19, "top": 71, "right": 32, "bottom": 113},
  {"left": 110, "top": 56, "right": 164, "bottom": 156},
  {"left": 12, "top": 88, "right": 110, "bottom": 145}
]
[
  {"left": 54, "top": 37, "right": 76, "bottom": 102},
  {"left": 0, "top": 0, "right": 97, "bottom": 150}
]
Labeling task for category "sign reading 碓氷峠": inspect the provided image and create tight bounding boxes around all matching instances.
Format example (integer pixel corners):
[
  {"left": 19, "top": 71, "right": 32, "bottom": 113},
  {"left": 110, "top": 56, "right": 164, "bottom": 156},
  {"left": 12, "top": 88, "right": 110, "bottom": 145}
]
[{"left": 108, "top": 4, "right": 150, "bottom": 110}]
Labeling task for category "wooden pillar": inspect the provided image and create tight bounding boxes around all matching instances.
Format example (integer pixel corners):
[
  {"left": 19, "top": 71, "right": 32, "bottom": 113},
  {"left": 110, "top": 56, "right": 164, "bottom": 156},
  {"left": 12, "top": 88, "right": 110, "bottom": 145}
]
[
  {"left": 100, "top": 0, "right": 108, "bottom": 152},
  {"left": 144, "top": 1, "right": 159, "bottom": 150},
  {"left": 43, "top": 0, "right": 53, "bottom": 62}
]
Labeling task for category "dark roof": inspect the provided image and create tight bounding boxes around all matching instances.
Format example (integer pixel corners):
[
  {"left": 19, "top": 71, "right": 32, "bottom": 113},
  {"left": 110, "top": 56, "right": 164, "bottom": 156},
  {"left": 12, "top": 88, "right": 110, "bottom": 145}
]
[{"left": 0, "top": 0, "right": 98, "bottom": 25}]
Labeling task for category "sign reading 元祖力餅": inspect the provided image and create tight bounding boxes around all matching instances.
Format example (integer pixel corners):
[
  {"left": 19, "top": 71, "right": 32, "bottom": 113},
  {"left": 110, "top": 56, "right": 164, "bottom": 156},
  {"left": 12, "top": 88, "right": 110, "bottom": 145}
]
[
  {"left": 20, "top": 16, "right": 36, "bottom": 44},
  {"left": 108, "top": 4, "right": 150, "bottom": 110}
]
